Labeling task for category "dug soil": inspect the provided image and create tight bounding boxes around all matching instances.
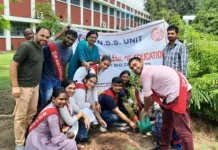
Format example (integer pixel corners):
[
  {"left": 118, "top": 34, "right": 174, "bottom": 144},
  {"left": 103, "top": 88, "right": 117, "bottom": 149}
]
[{"left": 0, "top": 93, "right": 218, "bottom": 150}]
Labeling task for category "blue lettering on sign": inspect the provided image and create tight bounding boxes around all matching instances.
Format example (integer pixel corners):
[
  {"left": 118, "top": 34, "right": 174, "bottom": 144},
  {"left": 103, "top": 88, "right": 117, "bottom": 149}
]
[
  {"left": 124, "top": 63, "right": 128, "bottom": 66},
  {"left": 97, "top": 40, "right": 103, "bottom": 45},
  {"left": 97, "top": 40, "right": 121, "bottom": 46},
  {"left": 113, "top": 63, "right": 123, "bottom": 67},
  {"left": 144, "top": 62, "right": 151, "bottom": 65},
  {"left": 123, "top": 35, "right": 142, "bottom": 44},
  {"left": 113, "top": 40, "right": 119, "bottom": 45},
  {"left": 105, "top": 40, "right": 111, "bottom": 46}
]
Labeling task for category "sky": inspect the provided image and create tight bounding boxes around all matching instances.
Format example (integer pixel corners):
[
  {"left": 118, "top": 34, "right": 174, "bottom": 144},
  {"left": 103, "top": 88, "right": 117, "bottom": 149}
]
[{"left": 117, "top": 0, "right": 146, "bottom": 12}]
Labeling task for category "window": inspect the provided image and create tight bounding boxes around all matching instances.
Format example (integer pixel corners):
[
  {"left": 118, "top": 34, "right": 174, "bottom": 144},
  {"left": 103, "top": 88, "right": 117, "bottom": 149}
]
[
  {"left": 138, "top": 18, "right": 141, "bottom": 24},
  {"left": 110, "top": 8, "right": 114, "bottom": 16},
  {"left": 0, "top": 30, "right": 3, "bottom": 36},
  {"left": 121, "top": 12, "right": 125, "bottom": 19},
  {"left": 11, "top": 22, "right": 30, "bottom": 36},
  {"left": 61, "top": 0, "right": 67, "bottom": 2},
  {"left": 94, "top": 2, "right": 100, "bottom": 11},
  {"left": 126, "top": 14, "right": 129, "bottom": 19},
  {"left": 117, "top": 11, "right": 120, "bottom": 18},
  {"left": 102, "top": 5, "right": 107, "bottom": 14},
  {"left": 71, "top": 0, "right": 80, "bottom": 6},
  {"left": 131, "top": 15, "right": 133, "bottom": 20},
  {"left": 134, "top": 17, "right": 138, "bottom": 23},
  {"left": 83, "top": 0, "right": 90, "bottom": 9}
]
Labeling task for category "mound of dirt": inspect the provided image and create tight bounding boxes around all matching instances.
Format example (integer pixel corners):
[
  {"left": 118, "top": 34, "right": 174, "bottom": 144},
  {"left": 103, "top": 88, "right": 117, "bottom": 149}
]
[{"left": 82, "top": 129, "right": 155, "bottom": 150}]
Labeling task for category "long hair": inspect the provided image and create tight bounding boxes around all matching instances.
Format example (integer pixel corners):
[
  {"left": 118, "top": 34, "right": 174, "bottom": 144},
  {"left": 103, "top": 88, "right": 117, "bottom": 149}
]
[
  {"left": 82, "top": 73, "right": 97, "bottom": 89},
  {"left": 61, "top": 79, "right": 76, "bottom": 89},
  {"left": 25, "top": 88, "right": 66, "bottom": 139},
  {"left": 83, "top": 73, "right": 97, "bottom": 83},
  {"left": 85, "top": 30, "right": 98, "bottom": 40},
  {"left": 119, "top": 70, "right": 131, "bottom": 88}
]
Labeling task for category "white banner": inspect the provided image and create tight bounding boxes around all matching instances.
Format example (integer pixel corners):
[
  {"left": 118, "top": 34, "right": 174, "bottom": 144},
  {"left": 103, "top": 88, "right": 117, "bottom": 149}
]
[{"left": 72, "top": 20, "right": 168, "bottom": 91}]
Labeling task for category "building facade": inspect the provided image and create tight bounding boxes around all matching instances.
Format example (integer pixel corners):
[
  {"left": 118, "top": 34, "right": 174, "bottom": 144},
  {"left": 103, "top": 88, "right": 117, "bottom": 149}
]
[
  {"left": 183, "top": 15, "right": 195, "bottom": 25},
  {"left": 0, "top": 0, "right": 151, "bottom": 51}
]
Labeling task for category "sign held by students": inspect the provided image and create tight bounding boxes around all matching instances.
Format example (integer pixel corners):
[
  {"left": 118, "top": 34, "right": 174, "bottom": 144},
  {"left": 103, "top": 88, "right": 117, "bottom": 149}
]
[{"left": 73, "top": 20, "right": 168, "bottom": 91}]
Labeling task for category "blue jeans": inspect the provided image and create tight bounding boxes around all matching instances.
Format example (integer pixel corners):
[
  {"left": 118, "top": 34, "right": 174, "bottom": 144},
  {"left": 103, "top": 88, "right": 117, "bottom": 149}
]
[
  {"left": 151, "top": 111, "right": 163, "bottom": 138},
  {"left": 76, "top": 118, "right": 88, "bottom": 143},
  {"left": 101, "top": 110, "right": 123, "bottom": 127},
  {"left": 39, "top": 79, "right": 61, "bottom": 109}
]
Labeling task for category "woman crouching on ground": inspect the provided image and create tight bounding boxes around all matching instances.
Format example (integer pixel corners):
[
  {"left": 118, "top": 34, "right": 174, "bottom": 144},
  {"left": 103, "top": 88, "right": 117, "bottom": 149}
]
[
  {"left": 25, "top": 88, "right": 78, "bottom": 150},
  {"left": 60, "top": 79, "right": 90, "bottom": 146},
  {"left": 74, "top": 73, "right": 107, "bottom": 130}
]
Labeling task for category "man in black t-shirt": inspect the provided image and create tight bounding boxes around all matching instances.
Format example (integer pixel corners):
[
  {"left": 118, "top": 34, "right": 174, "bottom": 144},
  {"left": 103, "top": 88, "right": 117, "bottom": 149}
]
[{"left": 99, "top": 77, "right": 137, "bottom": 131}]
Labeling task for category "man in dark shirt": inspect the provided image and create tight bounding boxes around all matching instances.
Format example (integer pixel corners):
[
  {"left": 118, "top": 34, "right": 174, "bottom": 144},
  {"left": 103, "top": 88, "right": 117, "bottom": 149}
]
[
  {"left": 99, "top": 77, "right": 137, "bottom": 132},
  {"left": 23, "top": 28, "right": 34, "bottom": 40},
  {"left": 10, "top": 27, "right": 51, "bottom": 150},
  {"left": 39, "top": 30, "right": 78, "bottom": 109}
]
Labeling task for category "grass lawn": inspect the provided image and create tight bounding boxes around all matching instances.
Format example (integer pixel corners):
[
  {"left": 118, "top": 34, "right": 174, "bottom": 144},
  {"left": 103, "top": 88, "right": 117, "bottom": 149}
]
[
  {"left": 0, "top": 52, "right": 15, "bottom": 115},
  {"left": 0, "top": 52, "right": 14, "bottom": 90}
]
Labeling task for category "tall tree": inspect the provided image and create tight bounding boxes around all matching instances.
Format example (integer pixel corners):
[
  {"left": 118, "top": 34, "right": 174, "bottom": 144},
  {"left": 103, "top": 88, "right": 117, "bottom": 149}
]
[
  {"left": 186, "top": 26, "right": 218, "bottom": 121},
  {"left": 192, "top": 0, "right": 218, "bottom": 35},
  {"left": 144, "top": 0, "right": 198, "bottom": 20}
]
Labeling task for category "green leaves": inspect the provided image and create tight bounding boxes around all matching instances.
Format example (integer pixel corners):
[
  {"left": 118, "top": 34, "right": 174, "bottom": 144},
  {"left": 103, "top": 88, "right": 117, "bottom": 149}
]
[
  {"left": 144, "top": 0, "right": 198, "bottom": 20},
  {"left": 185, "top": 25, "right": 218, "bottom": 121},
  {"left": 193, "top": 0, "right": 218, "bottom": 35},
  {"left": 0, "top": 1, "right": 22, "bottom": 30},
  {"left": 0, "top": 16, "right": 11, "bottom": 30},
  {"left": 144, "top": 0, "right": 218, "bottom": 121},
  {"left": 0, "top": 4, "right": 4, "bottom": 11},
  {"left": 0, "top": 3, "right": 9, "bottom": 30},
  {"left": 35, "top": 0, "right": 64, "bottom": 34}
]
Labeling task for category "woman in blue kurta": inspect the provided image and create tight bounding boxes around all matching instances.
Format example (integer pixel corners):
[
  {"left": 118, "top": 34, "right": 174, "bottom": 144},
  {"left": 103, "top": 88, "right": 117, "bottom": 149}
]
[{"left": 68, "top": 30, "right": 100, "bottom": 79}]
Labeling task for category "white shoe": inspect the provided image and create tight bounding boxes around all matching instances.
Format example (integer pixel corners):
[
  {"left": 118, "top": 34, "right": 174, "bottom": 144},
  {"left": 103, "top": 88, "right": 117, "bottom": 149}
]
[
  {"left": 99, "top": 126, "right": 108, "bottom": 133},
  {"left": 117, "top": 126, "right": 130, "bottom": 132},
  {"left": 15, "top": 145, "right": 25, "bottom": 150},
  {"left": 113, "top": 122, "right": 128, "bottom": 127}
]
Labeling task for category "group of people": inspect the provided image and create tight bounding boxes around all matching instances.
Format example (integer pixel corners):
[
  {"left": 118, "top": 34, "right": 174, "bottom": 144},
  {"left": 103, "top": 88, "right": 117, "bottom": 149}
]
[{"left": 10, "top": 24, "right": 193, "bottom": 150}]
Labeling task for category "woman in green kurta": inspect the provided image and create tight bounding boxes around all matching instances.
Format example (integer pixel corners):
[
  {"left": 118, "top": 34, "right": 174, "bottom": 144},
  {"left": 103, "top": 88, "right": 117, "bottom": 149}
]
[{"left": 68, "top": 30, "right": 100, "bottom": 80}]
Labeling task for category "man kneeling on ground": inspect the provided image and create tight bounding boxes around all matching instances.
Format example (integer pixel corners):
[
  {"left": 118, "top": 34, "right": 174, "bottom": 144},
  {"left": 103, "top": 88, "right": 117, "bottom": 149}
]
[{"left": 99, "top": 77, "right": 137, "bottom": 132}]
